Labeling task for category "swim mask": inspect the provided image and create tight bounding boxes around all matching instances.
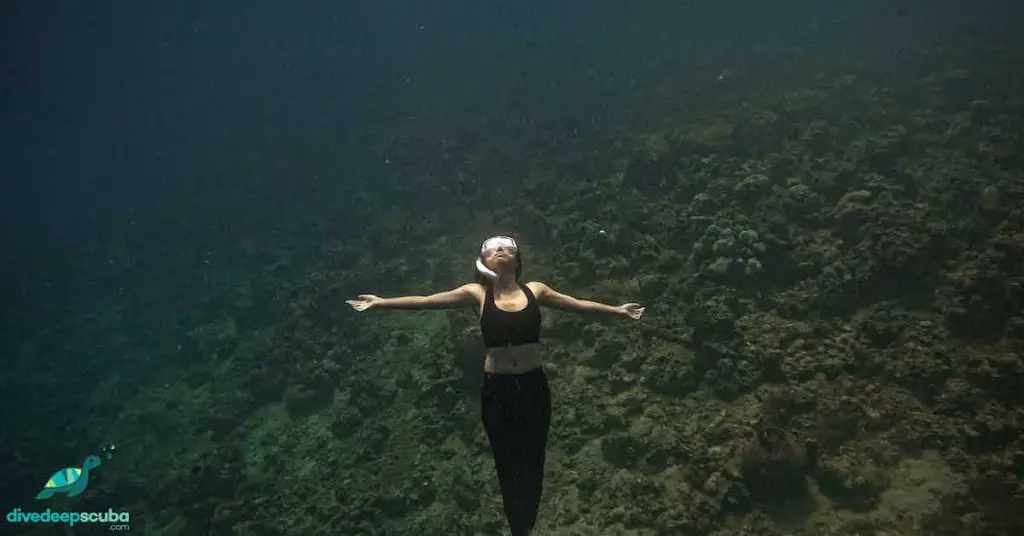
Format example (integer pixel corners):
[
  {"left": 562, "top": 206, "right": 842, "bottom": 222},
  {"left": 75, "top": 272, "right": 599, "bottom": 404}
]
[{"left": 476, "top": 235, "right": 517, "bottom": 280}]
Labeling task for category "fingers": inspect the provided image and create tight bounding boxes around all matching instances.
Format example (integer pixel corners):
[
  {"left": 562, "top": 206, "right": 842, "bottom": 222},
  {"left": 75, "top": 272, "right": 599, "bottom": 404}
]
[
  {"left": 616, "top": 303, "right": 644, "bottom": 320},
  {"left": 345, "top": 299, "right": 368, "bottom": 311}
]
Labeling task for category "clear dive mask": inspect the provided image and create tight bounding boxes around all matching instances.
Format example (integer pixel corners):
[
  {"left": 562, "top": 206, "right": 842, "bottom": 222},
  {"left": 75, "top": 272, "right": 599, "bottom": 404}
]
[{"left": 480, "top": 235, "right": 518, "bottom": 255}]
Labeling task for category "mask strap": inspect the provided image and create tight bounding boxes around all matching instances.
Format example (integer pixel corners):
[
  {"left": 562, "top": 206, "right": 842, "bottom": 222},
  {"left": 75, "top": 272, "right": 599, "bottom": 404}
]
[{"left": 476, "top": 258, "right": 498, "bottom": 281}]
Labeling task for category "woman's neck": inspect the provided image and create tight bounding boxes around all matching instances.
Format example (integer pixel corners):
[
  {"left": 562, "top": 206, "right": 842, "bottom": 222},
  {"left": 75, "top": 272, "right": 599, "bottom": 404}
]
[{"left": 493, "top": 275, "right": 518, "bottom": 292}]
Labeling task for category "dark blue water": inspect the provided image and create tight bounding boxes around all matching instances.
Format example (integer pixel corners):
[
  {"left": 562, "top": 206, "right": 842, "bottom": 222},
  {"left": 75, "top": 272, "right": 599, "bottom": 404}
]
[{"left": 2, "top": 1, "right": 1022, "bottom": 534}]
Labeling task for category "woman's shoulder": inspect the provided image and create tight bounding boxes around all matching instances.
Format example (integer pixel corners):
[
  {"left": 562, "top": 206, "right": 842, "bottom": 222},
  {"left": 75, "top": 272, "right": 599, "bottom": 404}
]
[
  {"left": 524, "top": 281, "right": 549, "bottom": 294},
  {"left": 463, "top": 282, "right": 487, "bottom": 299}
]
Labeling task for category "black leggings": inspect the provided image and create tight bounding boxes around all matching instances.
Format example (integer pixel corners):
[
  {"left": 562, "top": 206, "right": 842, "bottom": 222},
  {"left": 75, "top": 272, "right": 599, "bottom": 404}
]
[{"left": 480, "top": 367, "right": 552, "bottom": 536}]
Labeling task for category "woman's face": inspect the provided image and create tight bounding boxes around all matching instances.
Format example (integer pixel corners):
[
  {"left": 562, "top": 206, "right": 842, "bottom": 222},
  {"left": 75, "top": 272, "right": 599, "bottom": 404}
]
[{"left": 481, "top": 237, "right": 518, "bottom": 270}]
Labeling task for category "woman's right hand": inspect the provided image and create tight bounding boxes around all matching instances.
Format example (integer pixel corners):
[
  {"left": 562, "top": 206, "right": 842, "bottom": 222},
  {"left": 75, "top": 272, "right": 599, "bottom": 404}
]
[{"left": 346, "top": 294, "right": 381, "bottom": 312}]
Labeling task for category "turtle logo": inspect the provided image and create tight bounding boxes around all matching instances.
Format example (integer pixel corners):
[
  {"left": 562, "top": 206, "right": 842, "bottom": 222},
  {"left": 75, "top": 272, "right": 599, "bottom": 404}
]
[{"left": 34, "top": 455, "right": 102, "bottom": 500}]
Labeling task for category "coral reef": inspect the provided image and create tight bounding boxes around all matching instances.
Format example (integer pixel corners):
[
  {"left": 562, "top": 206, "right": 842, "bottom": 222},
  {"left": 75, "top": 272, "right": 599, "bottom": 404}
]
[
  {"left": 816, "top": 443, "right": 891, "bottom": 510},
  {"left": 739, "top": 425, "right": 810, "bottom": 503},
  {"left": 4, "top": 24, "right": 1023, "bottom": 536}
]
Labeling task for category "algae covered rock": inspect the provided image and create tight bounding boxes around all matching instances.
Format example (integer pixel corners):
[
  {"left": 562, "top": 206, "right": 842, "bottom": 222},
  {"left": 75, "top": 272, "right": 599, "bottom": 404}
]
[
  {"left": 816, "top": 445, "right": 891, "bottom": 510},
  {"left": 740, "top": 426, "right": 810, "bottom": 503},
  {"left": 600, "top": 432, "right": 648, "bottom": 469},
  {"left": 283, "top": 382, "right": 334, "bottom": 417},
  {"left": 703, "top": 357, "right": 763, "bottom": 399}
]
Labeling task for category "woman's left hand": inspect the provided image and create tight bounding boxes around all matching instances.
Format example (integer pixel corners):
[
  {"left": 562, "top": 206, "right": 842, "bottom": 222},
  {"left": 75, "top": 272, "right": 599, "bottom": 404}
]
[{"left": 618, "top": 303, "right": 645, "bottom": 320}]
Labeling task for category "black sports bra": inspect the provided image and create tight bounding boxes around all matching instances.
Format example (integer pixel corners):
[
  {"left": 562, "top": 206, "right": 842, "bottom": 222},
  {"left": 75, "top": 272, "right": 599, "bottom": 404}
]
[{"left": 479, "top": 282, "right": 542, "bottom": 348}]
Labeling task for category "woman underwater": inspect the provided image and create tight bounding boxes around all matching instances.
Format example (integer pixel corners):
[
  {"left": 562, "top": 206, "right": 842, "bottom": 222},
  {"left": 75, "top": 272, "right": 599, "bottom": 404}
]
[{"left": 346, "top": 235, "right": 645, "bottom": 535}]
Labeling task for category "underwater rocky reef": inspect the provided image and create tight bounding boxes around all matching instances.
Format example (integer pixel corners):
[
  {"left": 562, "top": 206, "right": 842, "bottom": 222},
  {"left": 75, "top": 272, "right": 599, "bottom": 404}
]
[{"left": 4, "top": 33, "right": 1022, "bottom": 536}]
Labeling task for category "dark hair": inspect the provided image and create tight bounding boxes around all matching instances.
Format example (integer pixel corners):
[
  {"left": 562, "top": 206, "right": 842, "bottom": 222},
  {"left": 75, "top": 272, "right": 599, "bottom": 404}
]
[{"left": 473, "top": 248, "right": 523, "bottom": 287}]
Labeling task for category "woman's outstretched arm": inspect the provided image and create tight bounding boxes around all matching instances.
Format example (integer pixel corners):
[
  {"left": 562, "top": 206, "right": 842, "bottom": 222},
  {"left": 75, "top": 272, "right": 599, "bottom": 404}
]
[
  {"left": 346, "top": 284, "right": 477, "bottom": 311},
  {"left": 531, "top": 281, "right": 644, "bottom": 319}
]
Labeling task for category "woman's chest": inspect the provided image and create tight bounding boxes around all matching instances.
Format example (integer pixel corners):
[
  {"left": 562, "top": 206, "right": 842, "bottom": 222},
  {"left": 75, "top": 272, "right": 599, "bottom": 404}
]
[{"left": 493, "top": 295, "right": 528, "bottom": 312}]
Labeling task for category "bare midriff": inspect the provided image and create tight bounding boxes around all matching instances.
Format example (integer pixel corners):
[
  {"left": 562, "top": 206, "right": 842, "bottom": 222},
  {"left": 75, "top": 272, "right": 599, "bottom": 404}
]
[{"left": 484, "top": 343, "right": 543, "bottom": 374}]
